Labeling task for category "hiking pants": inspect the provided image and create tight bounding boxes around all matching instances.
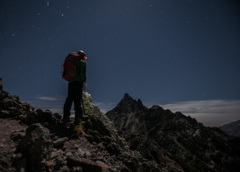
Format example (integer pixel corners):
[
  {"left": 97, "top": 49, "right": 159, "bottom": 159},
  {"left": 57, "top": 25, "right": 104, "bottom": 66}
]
[{"left": 63, "top": 81, "right": 83, "bottom": 120}]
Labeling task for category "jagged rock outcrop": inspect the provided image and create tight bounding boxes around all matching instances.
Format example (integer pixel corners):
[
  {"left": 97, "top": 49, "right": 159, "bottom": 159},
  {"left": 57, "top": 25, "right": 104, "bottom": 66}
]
[
  {"left": 107, "top": 93, "right": 147, "bottom": 135},
  {"left": 0, "top": 78, "right": 161, "bottom": 172},
  {"left": 106, "top": 94, "right": 240, "bottom": 172},
  {"left": 219, "top": 120, "right": 240, "bottom": 137}
]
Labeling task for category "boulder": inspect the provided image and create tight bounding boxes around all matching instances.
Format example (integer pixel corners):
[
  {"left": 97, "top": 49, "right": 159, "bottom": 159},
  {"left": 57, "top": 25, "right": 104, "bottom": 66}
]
[{"left": 16, "top": 123, "right": 53, "bottom": 172}]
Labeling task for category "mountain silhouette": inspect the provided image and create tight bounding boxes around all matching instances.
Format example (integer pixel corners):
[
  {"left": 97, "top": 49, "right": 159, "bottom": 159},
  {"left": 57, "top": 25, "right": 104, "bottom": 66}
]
[
  {"left": 106, "top": 93, "right": 240, "bottom": 172},
  {"left": 1, "top": 78, "right": 240, "bottom": 172}
]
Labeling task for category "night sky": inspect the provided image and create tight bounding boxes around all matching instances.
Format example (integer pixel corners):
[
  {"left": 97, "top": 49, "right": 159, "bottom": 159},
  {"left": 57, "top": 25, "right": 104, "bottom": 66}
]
[{"left": 1, "top": 0, "right": 240, "bottom": 126}]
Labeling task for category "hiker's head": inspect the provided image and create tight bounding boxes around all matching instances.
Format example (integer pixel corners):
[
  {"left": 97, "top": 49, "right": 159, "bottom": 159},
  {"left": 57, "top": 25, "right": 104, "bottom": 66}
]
[{"left": 77, "top": 50, "right": 87, "bottom": 60}]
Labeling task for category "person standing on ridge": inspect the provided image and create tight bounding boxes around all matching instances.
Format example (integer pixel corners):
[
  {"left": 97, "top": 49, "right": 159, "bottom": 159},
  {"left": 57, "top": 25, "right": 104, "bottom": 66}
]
[{"left": 62, "top": 50, "right": 87, "bottom": 125}]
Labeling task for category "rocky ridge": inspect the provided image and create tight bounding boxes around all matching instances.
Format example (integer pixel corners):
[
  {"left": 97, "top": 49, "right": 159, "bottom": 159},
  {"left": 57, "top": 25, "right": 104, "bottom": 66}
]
[
  {"left": 106, "top": 93, "right": 240, "bottom": 172},
  {"left": 1, "top": 77, "right": 240, "bottom": 172},
  {"left": 219, "top": 120, "right": 240, "bottom": 137},
  {"left": 0, "top": 78, "right": 162, "bottom": 172}
]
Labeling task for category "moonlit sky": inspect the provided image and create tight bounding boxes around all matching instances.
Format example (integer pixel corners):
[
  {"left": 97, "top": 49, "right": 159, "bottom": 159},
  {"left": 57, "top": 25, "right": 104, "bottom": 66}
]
[{"left": 1, "top": 0, "right": 240, "bottom": 126}]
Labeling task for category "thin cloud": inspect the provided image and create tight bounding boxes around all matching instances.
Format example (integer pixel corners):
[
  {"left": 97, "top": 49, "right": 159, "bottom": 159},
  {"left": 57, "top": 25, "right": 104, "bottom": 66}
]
[
  {"left": 161, "top": 100, "right": 240, "bottom": 114},
  {"left": 36, "top": 96, "right": 62, "bottom": 101},
  {"left": 94, "top": 102, "right": 116, "bottom": 113},
  {"left": 26, "top": 96, "right": 65, "bottom": 114},
  {"left": 160, "top": 100, "right": 240, "bottom": 127}
]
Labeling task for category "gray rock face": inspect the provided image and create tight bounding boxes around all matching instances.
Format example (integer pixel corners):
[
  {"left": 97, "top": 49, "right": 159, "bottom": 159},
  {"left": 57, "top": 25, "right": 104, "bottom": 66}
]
[{"left": 106, "top": 94, "right": 240, "bottom": 172}]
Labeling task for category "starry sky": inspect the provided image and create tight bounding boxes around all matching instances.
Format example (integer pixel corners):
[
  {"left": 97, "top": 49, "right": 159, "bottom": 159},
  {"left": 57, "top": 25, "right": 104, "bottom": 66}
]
[{"left": 1, "top": 0, "right": 240, "bottom": 126}]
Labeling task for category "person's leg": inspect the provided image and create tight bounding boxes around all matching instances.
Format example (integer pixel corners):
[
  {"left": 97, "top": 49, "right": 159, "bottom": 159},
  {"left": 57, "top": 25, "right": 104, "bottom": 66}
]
[
  {"left": 73, "top": 82, "right": 83, "bottom": 124},
  {"left": 62, "top": 82, "right": 74, "bottom": 122},
  {"left": 63, "top": 97, "right": 72, "bottom": 122}
]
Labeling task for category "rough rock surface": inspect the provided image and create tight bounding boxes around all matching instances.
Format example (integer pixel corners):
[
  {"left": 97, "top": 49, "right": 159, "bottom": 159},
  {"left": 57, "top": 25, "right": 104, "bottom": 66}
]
[
  {"left": 1, "top": 76, "right": 240, "bottom": 172},
  {"left": 0, "top": 119, "right": 27, "bottom": 172},
  {"left": 0, "top": 78, "right": 161, "bottom": 172},
  {"left": 106, "top": 93, "right": 240, "bottom": 172}
]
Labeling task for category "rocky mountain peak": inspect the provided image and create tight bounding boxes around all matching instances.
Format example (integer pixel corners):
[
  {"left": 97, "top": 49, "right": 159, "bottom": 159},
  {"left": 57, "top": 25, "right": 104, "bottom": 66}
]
[
  {"left": 113, "top": 93, "right": 146, "bottom": 114},
  {"left": 123, "top": 93, "right": 133, "bottom": 102},
  {"left": 119, "top": 93, "right": 135, "bottom": 107},
  {"left": 106, "top": 94, "right": 240, "bottom": 172}
]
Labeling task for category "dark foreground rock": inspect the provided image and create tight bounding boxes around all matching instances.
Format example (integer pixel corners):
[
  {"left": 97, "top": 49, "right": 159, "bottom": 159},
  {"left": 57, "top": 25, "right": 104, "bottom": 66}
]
[
  {"left": 0, "top": 78, "right": 162, "bottom": 172},
  {"left": 2, "top": 77, "right": 240, "bottom": 172}
]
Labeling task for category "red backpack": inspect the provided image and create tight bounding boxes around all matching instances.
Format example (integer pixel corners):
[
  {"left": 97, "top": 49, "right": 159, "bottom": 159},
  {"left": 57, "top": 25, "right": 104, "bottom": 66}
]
[{"left": 62, "top": 53, "right": 79, "bottom": 81}]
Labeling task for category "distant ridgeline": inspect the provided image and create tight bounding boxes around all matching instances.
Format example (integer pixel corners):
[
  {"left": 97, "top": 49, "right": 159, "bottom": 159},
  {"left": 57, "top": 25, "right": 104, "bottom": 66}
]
[
  {"left": 219, "top": 120, "right": 240, "bottom": 137},
  {"left": 0, "top": 78, "right": 240, "bottom": 172},
  {"left": 106, "top": 93, "right": 240, "bottom": 172}
]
